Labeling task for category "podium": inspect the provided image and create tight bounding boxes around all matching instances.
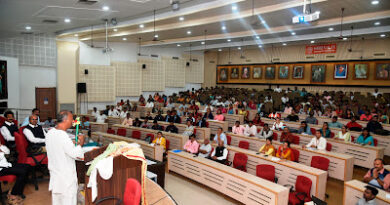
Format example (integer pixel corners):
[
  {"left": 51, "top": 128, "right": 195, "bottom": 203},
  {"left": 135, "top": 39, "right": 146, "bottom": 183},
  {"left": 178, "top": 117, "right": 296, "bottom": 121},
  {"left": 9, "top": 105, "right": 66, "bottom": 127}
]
[{"left": 78, "top": 146, "right": 143, "bottom": 205}]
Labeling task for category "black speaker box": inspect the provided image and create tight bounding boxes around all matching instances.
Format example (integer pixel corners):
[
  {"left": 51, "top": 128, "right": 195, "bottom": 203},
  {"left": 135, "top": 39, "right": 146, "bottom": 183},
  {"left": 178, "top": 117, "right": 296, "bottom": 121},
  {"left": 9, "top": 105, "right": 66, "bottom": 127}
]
[
  {"left": 186, "top": 62, "right": 190, "bottom": 67},
  {"left": 84, "top": 69, "right": 88, "bottom": 74},
  {"left": 77, "top": 83, "right": 87, "bottom": 93},
  {"left": 142, "top": 64, "right": 146, "bottom": 69}
]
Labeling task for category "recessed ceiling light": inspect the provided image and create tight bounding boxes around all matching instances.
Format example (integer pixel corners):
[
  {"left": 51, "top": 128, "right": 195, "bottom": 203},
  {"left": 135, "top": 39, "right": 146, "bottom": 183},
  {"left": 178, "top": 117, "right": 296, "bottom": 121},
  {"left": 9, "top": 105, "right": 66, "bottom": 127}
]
[
  {"left": 374, "top": 22, "right": 381, "bottom": 26},
  {"left": 64, "top": 18, "right": 71, "bottom": 23},
  {"left": 371, "top": 0, "right": 379, "bottom": 5},
  {"left": 291, "top": 32, "right": 296, "bottom": 35},
  {"left": 237, "top": 47, "right": 241, "bottom": 50},
  {"left": 380, "top": 34, "right": 386, "bottom": 37},
  {"left": 221, "top": 26, "right": 226, "bottom": 30},
  {"left": 231, "top": 5, "right": 238, "bottom": 11},
  {"left": 311, "top": 40, "right": 315, "bottom": 44},
  {"left": 139, "top": 24, "right": 144, "bottom": 28},
  {"left": 282, "top": 43, "right": 287, "bottom": 46},
  {"left": 74, "top": 34, "right": 78, "bottom": 37},
  {"left": 343, "top": 37, "right": 348, "bottom": 40},
  {"left": 218, "top": 49, "right": 222, "bottom": 52},
  {"left": 154, "top": 34, "right": 159, "bottom": 38},
  {"left": 122, "top": 38, "right": 127, "bottom": 41},
  {"left": 179, "top": 17, "right": 184, "bottom": 21},
  {"left": 201, "top": 42, "right": 205, "bottom": 45},
  {"left": 258, "top": 45, "right": 262, "bottom": 48},
  {"left": 113, "top": 28, "right": 118, "bottom": 32},
  {"left": 187, "top": 31, "right": 191, "bottom": 35},
  {"left": 256, "top": 36, "right": 260, "bottom": 39},
  {"left": 177, "top": 44, "right": 181, "bottom": 47},
  {"left": 227, "top": 39, "right": 231, "bottom": 42},
  {"left": 102, "top": 6, "right": 110, "bottom": 11},
  {"left": 315, "top": 11, "right": 321, "bottom": 15},
  {"left": 25, "top": 26, "right": 31, "bottom": 30},
  {"left": 328, "top": 27, "right": 334, "bottom": 31}
]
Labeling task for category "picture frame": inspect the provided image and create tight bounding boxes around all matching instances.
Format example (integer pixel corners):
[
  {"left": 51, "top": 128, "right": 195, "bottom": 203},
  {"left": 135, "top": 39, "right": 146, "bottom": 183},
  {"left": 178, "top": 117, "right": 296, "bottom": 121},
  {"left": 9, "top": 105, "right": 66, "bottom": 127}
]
[
  {"left": 353, "top": 63, "right": 369, "bottom": 80},
  {"left": 278, "top": 65, "right": 289, "bottom": 79},
  {"left": 219, "top": 68, "right": 228, "bottom": 81},
  {"left": 311, "top": 65, "right": 326, "bottom": 83},
  {"left": 241, "top": 66, "right": 250, "bottom": 79},
  {"left": 230, "top": 67, "right": 239, "bottom": 79},
  {"left": 334, "top": 64, "right": 348, "bottom": 79},
  {"left": 252, "top": 67, "right": 262, "bottom": 79},
  {"left": 292, "top": 65, "right": 304, "bottom": 79},
  {"left": 375, "top": 63, "right": 390, "bottom": 80},
  {"left": 265, "top": 66, "right": 276, "bottom": 79}
]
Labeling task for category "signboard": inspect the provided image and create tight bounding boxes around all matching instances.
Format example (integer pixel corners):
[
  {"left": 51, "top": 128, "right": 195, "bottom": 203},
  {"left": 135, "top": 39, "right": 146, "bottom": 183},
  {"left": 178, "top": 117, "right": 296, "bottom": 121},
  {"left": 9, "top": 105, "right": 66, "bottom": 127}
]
[{"left": 306, "top": 44, "right": 337, "bottom": 55}]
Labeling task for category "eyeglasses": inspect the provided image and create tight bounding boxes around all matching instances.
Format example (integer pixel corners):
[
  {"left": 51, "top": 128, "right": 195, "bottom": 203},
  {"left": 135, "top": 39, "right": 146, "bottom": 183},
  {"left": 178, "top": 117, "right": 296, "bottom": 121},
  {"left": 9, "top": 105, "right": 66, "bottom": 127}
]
[{"left": 31, "top": 119, "right": 38, "bottom": 121}]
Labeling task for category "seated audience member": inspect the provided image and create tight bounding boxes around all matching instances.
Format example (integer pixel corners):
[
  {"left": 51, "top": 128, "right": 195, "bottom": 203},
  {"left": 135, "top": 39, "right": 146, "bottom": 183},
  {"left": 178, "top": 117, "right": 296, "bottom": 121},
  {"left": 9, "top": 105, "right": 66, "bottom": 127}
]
[
  {"left": 281, "top": 95, "right": 290, "bottom": 107},
  {"left": 43, "top": 117, "right": 55, "bottom": 127},
  {"left": 145, "top": 99, "right": 154, "bottom": 108},
  {"left": 285, "top": 110, "right": 299, "bottom": 122},
  {"left": 343, "top": 109, "right": 354, "bottom": 120},
  {"left": 133, "top": 118, "right": 142, "bottom": 127},
  {"left": 171, "top": 110, "right": 181, "bottom": 123},
  {"left": 186, "top": 113, "right": 196, "bottom": 123},
  {"left": 320, "top": 122, "right": 331, "bottom": 138},
  {"left": 305, "top": 130, "right": 327, "bottom": 150},
  {"left": 103, "top": 105, "right": 110, "bottom": 116},
  {"left": 213, "top": 109, "right": 225, "bottom": 121},
  {"left": 115, "top": 102, "right": 122, "bottom": 110},
  {"left": 252, "top": 114, "right": 262, "bottom": 125},
  {"left": 183, "top": 134, "right": 199, "bottom": 154},
  {"left": 21, "top": 108, "right": 40, "bottom": 126},
  {"left": 121, "top": 113, "right": 133, "bottom": 126},
  {"left": 213, "top": 127, "right": 227, "bottom": 146},
  {"left": 108, "top": 106, "right": 119, "bottom": 117},
  {"left": 367, "top": 115, "right": 389, "bottom": 135},
  {"left": 268, "top": 110, "right": 281, "bottom": 119},
  {"left": 210, "top": 140, "right": 228, "bottom": 164},
  {"left": 119, "top": 107, "right": 128, "bottom": 118},
  {"left": 196, "top": 115, "right": 207, "bottom": 128},
  {"left": 239, "top": 107, "right": 249, "bottom": 122},
  {"left": 141, "top": 118, "right": 150, "bottom": 128},
  {"left": 91, "top": 107, "right": 99, "bottom": 117},
  {"left": 356, "top": 186, "right": 378, "bottom": 205},
  {"left": 232, "top": 121, "right": 245, "bottom": 135},
  {"left": 258, "top": 123, "right": 273, "bottom": 139},
  {"left": 144, "top": 111, "right": 153, "bottom": 120},
  {"left": 244, "top": 121, "right": 257, "bottom": 137},
  {"left": 96, "top": 111, "right": 107, "bottom": 123},
  {"left": 1, "top": 111, "right": 18, "bottom": 147},
  {"left": 183, "top": 120, "right": 194, "bottom": 136},
  {"left": 198, "top": 138, "right": 212, "bottom": 158},
  {"left": 280, "top": 127, "right": 294, "bottom": 144},
  {"left": 357, "top": 128, "right": 375, "bottom": 146},
  {"left": 336, "top": 125, "right": 351, "bottom": 142},
  {"left": 273, "top": 85, "right": 282, "bottom": 93},
  {"left": 80, "top": 116, "right": 90, "bottom": 129},
  {"left": 23, "top": 115, "right": 46, "bottom": 154},
  {"left": 283, "top": 103, "right": 293, "bottom": 115},
  {"left": 372, "top": 88, "right": 382, "bottom": 98},
  {"left": 346, "top": 116, "right": 363, "bottom": 131},
  {"left": 276, "top": 141, "right": 294, "bottom": 161},
  {"left": 360, "top": 111, "right": 373, "bottom": 121},
  {"left": 271, "top": 118, "right": 285, "bottom": 131},
  {"left": 305, "top": 111, "right": 318, "bottom": 125},
  {"left": 227, "top": 105, "right": 234, "bottom": 114},
  {"left": 152, "top": 132, "right": 166, "bottom": 150},
  {"left": 151, "top": 120, "right": 163, "bottom": 131},
  {"left": 363, "top": 158, "right": 390, "bottom": 192},
  {"left": 328, "top": 116, "right": 344, "bottom": 128},
  {"left": 154, "top": 111, "right": 165, "bottom": 122},
  {"left": 165, "top": 120, "right": 178, "bottom": 133},
  {"left": 203, "top": 103, "right": 214, "bottom": 112},
  {"left": 298, "top": 121, "right": 311, "bottom": 135},
  {"left": 258, "top": 137, "right": 275, "bottom": 156},
  {"left": 0, "top": 143, "right": 30, "bottom": 204}
]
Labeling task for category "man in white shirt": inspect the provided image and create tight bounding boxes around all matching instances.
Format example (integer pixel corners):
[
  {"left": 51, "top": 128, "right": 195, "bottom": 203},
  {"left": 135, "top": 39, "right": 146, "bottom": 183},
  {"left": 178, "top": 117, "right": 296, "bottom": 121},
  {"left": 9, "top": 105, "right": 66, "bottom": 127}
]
[
  {"left": 244, "top": 121, "right": 257, "bottom": 137},
  {"left": 21, "top": 108, "right": 41, "bottom": 127},
  {"left": 213, "top": 127, "right": 227, "bottom": 146},
  {"left": 120, "top": 107, "right": 128, "bottom": 118},
  {"left": 210, "top": 140, "right": 228, "bottom": 164},
  {"left": 203, "top": 103, "right": 214, "bottom": 112},
  {"left": 0, "top": 110, "right": 18, "bottom": 147},
  {"left": 198, "top": 138, "right": 212, "bottom": 158},
  {"left": 273, "top": 85, "right": 282, "bottom": 93},
  {"left": 23, "top": 115, "right": 46, "bottom": 153},
  {"left": 95, "top": 111, "right": 107, "bottom": 123},
  {"left": 305, "top": 130, "right": 327, "bottom": 150},
  {"left": 108, "top": 106, "right": 118, "bottom": 117},
  {"left": 46, "top": 110, "right": 85, "bottom": 205},
  {"left": 356, "top": 186, "right": 378, "bottom": 205},
  {"left": 281, "top": 94, "right": 289, "bottom": 105},
  {"left": 271, "top": 118, "right": 285, "bottom": 131},
  {"left": 372, "top": 88, "right": 382, "bottom": 98},
  {"left": 91, "top": 107, "right": 99, "bottom": 118}
]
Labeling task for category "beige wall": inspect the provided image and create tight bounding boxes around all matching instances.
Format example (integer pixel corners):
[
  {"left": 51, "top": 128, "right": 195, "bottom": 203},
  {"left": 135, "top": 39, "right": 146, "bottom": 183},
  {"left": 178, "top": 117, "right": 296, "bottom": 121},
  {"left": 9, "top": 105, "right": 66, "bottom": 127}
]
[{"left": 57, "top": 41, "right": 79, "bottom": 112}]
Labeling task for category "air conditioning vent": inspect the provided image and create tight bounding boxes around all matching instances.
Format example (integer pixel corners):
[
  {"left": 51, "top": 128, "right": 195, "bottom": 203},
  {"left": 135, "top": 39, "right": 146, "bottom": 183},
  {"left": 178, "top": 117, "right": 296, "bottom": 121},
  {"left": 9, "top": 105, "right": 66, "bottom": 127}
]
[
  {"left": 209, "top": 61, "right": 215, "bottom": 63},
  {"left": 306, "top": 56, "right": 315, "bottom": 59},
  {"left": 172, "top": 57, "right": 179, "bottom": 60},
  {"left": 150, "top": 54, "right": 159, "bottom": 58},
  {"left": 77, "top": 0, "right": 98, "bottom": 5},
  {"left": 20, "top": 32, "right": 33, "bottom": 35},
  {"left": 373, "top": 53, "right": 386, "bottom": 56},
  {"left": 326, "top": 55, "right": 335, "bottom": 58},
  {"left": 42, "top": 19, "right": 58, "bottom": 24}
]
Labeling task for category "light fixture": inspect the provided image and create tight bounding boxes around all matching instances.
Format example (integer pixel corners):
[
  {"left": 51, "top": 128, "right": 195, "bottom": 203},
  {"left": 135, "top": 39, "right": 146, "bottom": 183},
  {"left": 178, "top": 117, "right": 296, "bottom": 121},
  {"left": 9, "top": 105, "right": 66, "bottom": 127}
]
[
  {"left": 187, "top": 31, "right": 191, "bottom": 35},
  {"left": 311, "top": 40, "right": 315, "bottom": 44},
  {"left": 343, "top": 37, "right": 348, "bottom": 40},
  {"left": 237, "top": 47, "right": 241, "bottom": 50},
  {"left": 261, "top": 20, "right": 266, "bottom": 24},
  {"left": 282, "top": 43, "right": 287, "bottom": 46},
  {"left": 113, "top": 28, "right": 118, "bottom": 32},
  {"left": 179, "top": 17, "right": 184, "bottom": 21},
  {"left": 64, "top": 18, "right": 71, "bottom": 23},
  {"left": 291, "top": 32, "right": 296, "bottom": 35},
  {"left": 139, "top": 24, "right": 144, "bottom": 28},
  {"left": 221, "top": 26, "right": 226, "bottom": 30},
  {"left": 374, "top": 22, "right": 381, "bottom": 26},
  {"left": 328, "top": 27, "right": 334, "bottom": 31},
  {"left": 231, "top": 5, "right": 238, "bottom": 11},
  {"left": 380, "top": 34, "right": 386, "bottom": 37},
  {"left": 177, "top": 44, "right": 181, "bottom": 47},
  {"left": 201, "top": 41, "right": 205, "bottom": 45},
  {"left": 256, "top": 36, "right": 260, "bottom": 39},
  {"left": 258, "top": 45, "right": 262, "bottom": 48},
  {"left": 315, "top": 11, "right": 321, "bottom": 14},
  {"left": 154, "top": 34, "right": 159, "bottom": 38},
  {"left": 371, "top": 0, "right": 379, "bottom": 5},
  {"left": 227, "top": 39, "right": 231, "bottom": 42},
  {"left": 74, "top": 34, "right": 78, "bottom": 37},
  {"left": 122, "top": 38, "right": 127, "bottom": 41},
  {"left": 218, "top": 49, "right": 222, "bottom": 52},
  {"left": 102, "top": 6, "right": 110, "bottom": 11},
  {"left": 25, "top": 26, "right": 31, "bottom": 30}
]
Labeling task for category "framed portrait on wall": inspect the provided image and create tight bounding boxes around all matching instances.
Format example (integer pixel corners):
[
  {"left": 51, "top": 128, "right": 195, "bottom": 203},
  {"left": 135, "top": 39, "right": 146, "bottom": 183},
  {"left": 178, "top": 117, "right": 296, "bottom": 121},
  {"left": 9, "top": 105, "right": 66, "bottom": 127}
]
[
  {"left": 334, "top": 64, "right": 348, "bottom": 79},
  {"left": 278, "top": 65, "right": 289, "bottom": 79},
  {"left": 253, "top": 67, "right": 262, "bottom": 79},
  {"left": 219, "top": 68, "right": 228, "bottom": 81},
  {"left": 293, "top": 65, "right": 304, "bottom": 79},
  {"left": 241, "top": 67, "right": 250, "bottom": 79},
  {"left": 353, "top": 63, "right": 369, "bottom": 79},
  {"left": 0, "top": 61, "right": 7, "bottom": 100},
  {"left": 265, "top": 66, "right": 275, "bottom": 79},
  {"left": 311, "top": 65, "right": 326, "bottom": 83},
  {"left": 375, "top": 63, "right": 390, "bottom": 80},
  {"left": 230, "top": 67, "right": 239, "bottom": 79}
]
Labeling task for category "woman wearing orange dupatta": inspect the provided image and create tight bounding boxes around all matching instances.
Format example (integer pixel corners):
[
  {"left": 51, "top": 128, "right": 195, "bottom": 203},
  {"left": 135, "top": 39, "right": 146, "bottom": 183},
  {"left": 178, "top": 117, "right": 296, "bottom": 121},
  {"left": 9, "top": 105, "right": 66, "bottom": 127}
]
[{"left": 276, "top": 141, "right": 295, "bottom": 161}]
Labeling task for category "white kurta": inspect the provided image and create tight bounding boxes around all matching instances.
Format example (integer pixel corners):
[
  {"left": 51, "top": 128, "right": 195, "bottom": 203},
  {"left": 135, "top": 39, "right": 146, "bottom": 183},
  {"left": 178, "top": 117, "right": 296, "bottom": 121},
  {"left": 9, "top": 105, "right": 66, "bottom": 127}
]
[{"left": 46, "top": 128, "right": 84, "bottom": 204}]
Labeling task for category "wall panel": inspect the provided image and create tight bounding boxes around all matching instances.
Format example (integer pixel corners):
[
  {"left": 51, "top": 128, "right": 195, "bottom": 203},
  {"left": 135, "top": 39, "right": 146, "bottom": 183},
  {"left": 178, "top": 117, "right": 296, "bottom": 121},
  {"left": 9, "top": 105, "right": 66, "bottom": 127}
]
[
  {"left": 162, "top": 57, "right": 186, "bottom": 87},
  {"left": 183, "top": 54, "right": 204, "bottom": 83},
  {"left": 138, "top": 58, "right": 165, "bottom": 92},
  {"left": 79, "top": 64, "right": 115, "bottom": 102},
  {"left": 112, "top": 62, "right": 142, "bottom": 97}
]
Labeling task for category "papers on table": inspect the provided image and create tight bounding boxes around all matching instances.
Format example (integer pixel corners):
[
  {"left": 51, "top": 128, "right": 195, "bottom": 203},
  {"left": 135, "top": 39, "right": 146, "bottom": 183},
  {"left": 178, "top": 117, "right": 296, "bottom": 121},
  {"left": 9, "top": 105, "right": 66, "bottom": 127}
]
[{"left": 271, "top": 157, "right": 280, "bottom": 162}]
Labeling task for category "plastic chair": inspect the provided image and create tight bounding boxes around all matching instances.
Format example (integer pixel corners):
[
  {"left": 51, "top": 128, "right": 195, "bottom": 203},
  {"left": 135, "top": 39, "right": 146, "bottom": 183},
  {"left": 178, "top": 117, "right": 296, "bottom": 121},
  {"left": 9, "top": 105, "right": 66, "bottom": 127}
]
[
  {"left": 256, "top": 164, "right": 278, "bottom": 183},
  {"left": 95, "top": 178, "right": 142, "bottom": 205},
  {"left": 292, "top": 135, "right": 300, "bottom": 145},
  {"left": 116, "top": 128, "right": 126, "bottom": 137},
  {"left": 288, "top": 176, "right": 312, "bottom": 205},
  {"left": 291, "top": 148, "right": 299, "bottom": 162},
  {"left": 132, "top": 130, "right": 141, "bottom": 139},
  {"left": 238, "top": 141, "right": 249, "bottom": 149},
  {"left": 226, "top": 135, "right": 231, "bottom": 145},
  {"left": 272, "top": 132, "right": 278, "bottom": 141},
  {"left": 326, "top": 143, "right": 332, "bottom": 151},
  {"left": 232, "top": 153, "right": 248, "bottom": 172}
]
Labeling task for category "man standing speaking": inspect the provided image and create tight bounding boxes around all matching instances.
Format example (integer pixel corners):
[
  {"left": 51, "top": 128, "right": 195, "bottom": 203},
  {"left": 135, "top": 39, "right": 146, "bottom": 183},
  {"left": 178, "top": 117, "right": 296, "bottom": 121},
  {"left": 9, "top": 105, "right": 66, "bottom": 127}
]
[{"left": 46, "top": 111, "right": 85, "bottom": 205}]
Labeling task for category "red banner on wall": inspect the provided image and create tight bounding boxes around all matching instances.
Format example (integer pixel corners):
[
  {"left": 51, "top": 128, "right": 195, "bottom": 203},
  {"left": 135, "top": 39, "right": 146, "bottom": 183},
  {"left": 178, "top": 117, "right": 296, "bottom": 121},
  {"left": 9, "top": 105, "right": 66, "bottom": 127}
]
[{"left": 305, "top": 44, "right": 337, "bottom": 55}]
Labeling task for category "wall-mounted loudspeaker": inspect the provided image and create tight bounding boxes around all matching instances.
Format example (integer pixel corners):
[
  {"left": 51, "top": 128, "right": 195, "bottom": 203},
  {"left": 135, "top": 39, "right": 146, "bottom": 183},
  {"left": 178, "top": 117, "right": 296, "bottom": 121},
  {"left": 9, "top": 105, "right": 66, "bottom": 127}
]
[
  {"left": 142, "top": 64, "right": 146, "bottom": 69},
  {"left": 186, "top": 62, "right": 190, "bottom": 67},
  {"left": 84, "top": 69, "right": 88, "bottom": 75},
  {"left": 77, "top": 83, "right": 87, "bottom": 93}
]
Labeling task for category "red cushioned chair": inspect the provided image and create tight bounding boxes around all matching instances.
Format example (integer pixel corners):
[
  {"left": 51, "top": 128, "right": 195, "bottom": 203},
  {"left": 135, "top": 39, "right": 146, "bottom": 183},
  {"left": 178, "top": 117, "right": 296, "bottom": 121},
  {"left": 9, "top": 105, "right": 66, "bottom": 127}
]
[
  {"left": 193, "top": 128, "right": 197, "bottom": 135},
  {"left": 0, "top": 175, "right": 17, "bottom": 204},
  {"left": 166, "top": 139, "right": 170, "bottom": 150},
  {"left": 291, "top": 148, "right": 299, "bottom": 162},
  {"left": 272, "top": 132, "right": 278, "bottom": 141},
  {"left": 259, "top": 122, "right": 265, "bottom": 126},
  {"left": 326, "top": 143, "right": 332, "bottom": 151},
  {"left": 310, "top": 128, "right": 316, "bottom": 135},
  {"left": 116, "top": 128, "right": 126, "bottom": 137},
  {"left": 132, "top": 130, "right": 141, "bottom": 139},
  {"left": 292, "top": 135, "right": 300, "bottom": 145},
  {"left": 209, "top": 147, "right": 214, "bottom": 158},
  {"left": 107, "top": 129, "right": 115, "bottom": 134},
  {"left": 14, "top": 132, "right": 48, "bottom": 190},
  {"left": 351, "top": 136, "right": 355, "bottom": 142},
  {"left": 238, "top": 141, "right": 249, "bottom": 150},
  {"left": 330, "top": 132, "right": 335, "bottom": 138},
  {"left": 0, "top": 116, "right": 5, "bottom": 126},
  {"left": 226, "top": 135, "right": 231, "bottom": 145},
  {"left": 95, "top": 178, "right": 142, "bottom": 205},
  {"left": 0, "top": 133, "right": 5, "bottom": 145},
  {"left": 374, "top": 138, "right": 378, "bottom": 146},
  {"left": 232, "top": 153, "right": 248, "bottom": 172},
  {"left": 256, "top": 164, "right": 278, "bottom": 183},
  {"left": 288, "top": 176, "right": 312, "bottom": 205},
  {"left": 85, "top": 116, "right": 90, "bottom": 121},
  {"left": 205, "top": 122, "right": 209, "bottom": 128},
  {"left": 311, "top": 156, "right": 330, "bottom": 171}
]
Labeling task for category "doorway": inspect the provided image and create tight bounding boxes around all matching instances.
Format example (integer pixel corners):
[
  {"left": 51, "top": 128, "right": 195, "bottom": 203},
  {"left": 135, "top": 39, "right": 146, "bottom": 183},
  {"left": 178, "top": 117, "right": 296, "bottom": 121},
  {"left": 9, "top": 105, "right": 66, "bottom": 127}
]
[{"left": 35, "top": 88, "right": 56, "bottom": 121}]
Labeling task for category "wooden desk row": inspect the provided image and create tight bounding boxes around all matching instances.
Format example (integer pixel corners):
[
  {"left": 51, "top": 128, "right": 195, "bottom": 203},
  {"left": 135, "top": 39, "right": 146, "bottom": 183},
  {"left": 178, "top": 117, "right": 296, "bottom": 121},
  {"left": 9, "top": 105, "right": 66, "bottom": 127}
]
[
  {"left": 111, "top": 124, "right": 187, "bottom": 151},
  {"left": 226, "top": 132, "right": 354, "bottom": 181},
  {"left": 90, "top": 122, "right": 108, "bottom": 133},
  {"left": 90, "top": 131, "right": 165, "bottom": 162},
  {"left": 168, "top": 151, "right": 289, "bottom": 205},
  {"left": 344, "top": 180, "right": 390, "bottom": 205}
]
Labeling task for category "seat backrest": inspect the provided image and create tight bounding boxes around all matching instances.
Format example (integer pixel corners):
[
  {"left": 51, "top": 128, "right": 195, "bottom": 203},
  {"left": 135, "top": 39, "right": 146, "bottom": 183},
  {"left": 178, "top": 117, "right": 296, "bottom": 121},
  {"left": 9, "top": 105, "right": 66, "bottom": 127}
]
[
  {"left": 326, "top": 143, "right": 332, "bottom": 151},
  {"left": 295, "top": 175, "right": 312, "bottom": 197},
  {"left": 107, "top": 129, "right": 115, "bottom": 134},
  {"left": 14, "top": 132, "right": 28, "bottom": 164},
  {"left": 226, "top": 135, "right": 231, "bottom": 145},
  {"left": 117, "top": 128, "right": 126, "bottom": 137},
  {"left": 210, "top": 147, "right": 214, "bottom": 157},
  {"left": 233, "top": 153, "right": 248, "bottom": 172},
  {"left": 292, "top": 135, "right": 300, "bottom": 145},
  {"left": 0, "top": 116, "right": 5, "bottom": 126},
  {"left": 166, "top": 139, "right": 170, "bottom": 150},
  {"left": 272, "top": 132, "right": 278, "bottom": 141},
  {"left": 374, "top": 138, "right": 378, "bottom": 146},
  {"left": 238, "top": 141, "right": 249, "bottom": 150},
  {"left": 310, "top": 128, "right": 316, "bottom": 135},
  {"left": 146, "top": 133, "right": 154, "bottom": 143},
  {"left": 330, "top": 132, "right": 335, "bottom": 138},
  {"left": 193, "top": 128, "right": 197, "bottom": 135},
  {"left": 205, "top": 122, "right": 209, "bottom": 128},
  {"left": 291, "top": 148, "right": 299, "bottom": 162},
  {"left": 123, "top": 178, "right": 142, "bottom": 205},
  {"left": 132, "top": 130, "right": 141, "bottom": 139},
  {"left": 310, "top": 156, "right": 330, "bottom": 171},
  {"left": 256, "top": 164, "right": 275, "bottom": 182}
]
